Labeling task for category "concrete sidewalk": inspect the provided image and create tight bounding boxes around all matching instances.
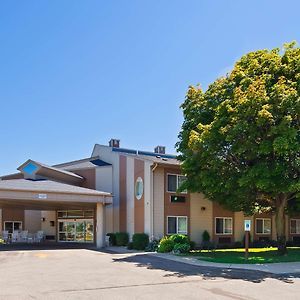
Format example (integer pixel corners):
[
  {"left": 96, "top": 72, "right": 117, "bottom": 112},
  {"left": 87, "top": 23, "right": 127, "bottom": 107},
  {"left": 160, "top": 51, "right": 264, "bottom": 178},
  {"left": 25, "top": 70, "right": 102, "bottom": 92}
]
[{"left": 106, "top": 246, "right": 300, "bottom": 275}]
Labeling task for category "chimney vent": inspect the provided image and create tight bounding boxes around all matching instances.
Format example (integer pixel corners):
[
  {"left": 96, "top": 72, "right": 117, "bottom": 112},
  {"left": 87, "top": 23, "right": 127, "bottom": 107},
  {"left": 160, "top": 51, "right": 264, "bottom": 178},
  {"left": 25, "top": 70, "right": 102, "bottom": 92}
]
[
  {"left": 109, "top": 139, "right": 120, "bottom": 148},
  {"left": 154, "top": 146, "right": 165, "bottom": 154}
]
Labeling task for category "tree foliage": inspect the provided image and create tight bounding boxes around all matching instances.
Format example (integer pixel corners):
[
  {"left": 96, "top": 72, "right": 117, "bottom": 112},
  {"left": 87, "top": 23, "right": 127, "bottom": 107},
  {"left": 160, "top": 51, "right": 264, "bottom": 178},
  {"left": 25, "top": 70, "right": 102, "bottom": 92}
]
[{"left": 177, "top": 43, "right": 300, "bottom": 252}]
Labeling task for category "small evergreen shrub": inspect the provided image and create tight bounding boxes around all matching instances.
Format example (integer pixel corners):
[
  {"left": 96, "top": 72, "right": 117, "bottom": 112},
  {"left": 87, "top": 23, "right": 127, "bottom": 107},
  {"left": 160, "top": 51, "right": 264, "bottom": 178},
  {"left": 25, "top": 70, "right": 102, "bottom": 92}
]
[
  {"left": 106, "top": 233, "right": 116, "bottom": 246},
  {"left": 132, "top": 233, "right": 149, "bottom": 250},
  {"left": 115, "top": 232, "right": 129, "bottom": 246},
  {"left": 169, "top": 234, "right": 189, "bottom": 244},
  {"left": 145, "top": 240, "right": 160, "bottom": 252},
  {"left": 158, "top": 237, "right": 175, "bottom": 253},
  {"left": 202, "top": 230, "right": 210, "bottom": 242},
  {"left": 189, "top": 240, "right": 196, "bottom": 250},
  {"left": 127, "top": 242, "right": 134, "bottom": 250},
  {"left": 173, "top": 243, "right": 191, "bottom": 254}
]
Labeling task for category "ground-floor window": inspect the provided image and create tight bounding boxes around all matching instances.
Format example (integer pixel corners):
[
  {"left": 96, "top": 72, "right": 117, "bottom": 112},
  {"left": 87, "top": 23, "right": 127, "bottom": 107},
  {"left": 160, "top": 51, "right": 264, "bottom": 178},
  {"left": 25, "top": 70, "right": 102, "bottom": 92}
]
[
  {"left": 290, "top": 219, "right": 300, "bottom": 234},
  {"left": 215, "top": 217, "right": 233, "bottom": 235},
  {"left": 167, "top": 216, "right": 188, "bottom": 235},
  {"left": 256, "top": 218, "right": 271, "bottom": 234},
  {"left": 4, "top": 221, "right": 22, "bottom": 233}
]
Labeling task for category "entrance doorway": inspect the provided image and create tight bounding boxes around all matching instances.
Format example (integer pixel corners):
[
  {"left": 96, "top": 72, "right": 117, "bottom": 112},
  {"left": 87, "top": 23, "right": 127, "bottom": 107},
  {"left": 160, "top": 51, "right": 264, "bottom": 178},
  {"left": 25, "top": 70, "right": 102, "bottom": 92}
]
[
  {"left": 4, "top": 221, "right": 22, "bottom": 233},
  {"left": 58, "top": 219, "right": 94, "bottom": 243}
]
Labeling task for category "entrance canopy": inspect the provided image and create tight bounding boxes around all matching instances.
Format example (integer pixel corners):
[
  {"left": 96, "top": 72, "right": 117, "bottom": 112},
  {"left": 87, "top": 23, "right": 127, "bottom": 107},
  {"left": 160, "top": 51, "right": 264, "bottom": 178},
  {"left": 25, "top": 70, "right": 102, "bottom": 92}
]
[{"left": 0, "top": 179, "right": 112, "bottom": 210}]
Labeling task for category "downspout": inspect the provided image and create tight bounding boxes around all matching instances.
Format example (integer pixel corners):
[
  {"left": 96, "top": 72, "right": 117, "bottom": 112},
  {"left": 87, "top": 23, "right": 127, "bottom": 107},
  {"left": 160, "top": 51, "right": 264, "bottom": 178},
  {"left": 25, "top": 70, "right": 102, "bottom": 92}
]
[{"left": 151, "top": 163, "right": 158, "bottom": 241}]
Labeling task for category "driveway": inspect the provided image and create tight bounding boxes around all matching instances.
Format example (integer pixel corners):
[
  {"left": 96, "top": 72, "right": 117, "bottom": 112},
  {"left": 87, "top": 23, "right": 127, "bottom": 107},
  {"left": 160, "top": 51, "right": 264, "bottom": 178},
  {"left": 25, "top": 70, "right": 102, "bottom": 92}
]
[{"left": 0, "top": 249, "right": 299, "bottom": 300}]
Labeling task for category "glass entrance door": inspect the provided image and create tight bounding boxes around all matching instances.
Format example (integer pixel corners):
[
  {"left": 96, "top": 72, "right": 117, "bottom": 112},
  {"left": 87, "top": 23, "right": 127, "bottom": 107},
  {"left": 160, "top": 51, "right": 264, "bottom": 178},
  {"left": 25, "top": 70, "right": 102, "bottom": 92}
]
[
  {"left": 4, "top": 221, "right": 22, "bottom": 234},
  {"left": 58, "top": 219, "right": 94, "bottom": 243}
]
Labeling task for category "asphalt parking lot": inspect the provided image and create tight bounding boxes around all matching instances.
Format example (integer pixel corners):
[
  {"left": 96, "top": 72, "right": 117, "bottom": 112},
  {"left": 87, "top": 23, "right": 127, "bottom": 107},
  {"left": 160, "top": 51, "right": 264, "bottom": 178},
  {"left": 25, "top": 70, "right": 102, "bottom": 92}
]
[{"left": 0, "top": 249, "right": 299, "bottom": 300}]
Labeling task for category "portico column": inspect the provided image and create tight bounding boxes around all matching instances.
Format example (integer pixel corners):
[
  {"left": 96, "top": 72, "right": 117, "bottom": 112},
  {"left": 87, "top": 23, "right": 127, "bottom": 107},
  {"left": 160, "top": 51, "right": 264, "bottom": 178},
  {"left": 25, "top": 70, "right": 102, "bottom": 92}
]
[{"left": 96, "top": 203, "right": 105, "bottom": 248}]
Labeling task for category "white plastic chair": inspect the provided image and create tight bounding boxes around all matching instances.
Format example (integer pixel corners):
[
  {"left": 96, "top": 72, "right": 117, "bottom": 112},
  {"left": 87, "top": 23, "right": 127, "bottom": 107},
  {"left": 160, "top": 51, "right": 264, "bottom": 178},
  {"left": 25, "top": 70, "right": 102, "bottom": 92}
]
[
  {"left": 11, "top": 232, "right": 19, "bottom": 243},
  {"left": 1, "top": 231, "right": 9, "bottom": 243},
  {"left": 20, "top": 231, "right": 28, "bottom": 242},
  {"left": 34, "top": 231, "right": 44, "bottom": 243}
]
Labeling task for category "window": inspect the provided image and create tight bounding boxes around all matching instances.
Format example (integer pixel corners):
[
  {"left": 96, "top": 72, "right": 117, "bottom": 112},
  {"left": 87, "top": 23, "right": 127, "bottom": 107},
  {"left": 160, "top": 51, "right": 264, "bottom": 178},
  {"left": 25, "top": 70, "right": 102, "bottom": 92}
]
[
  {"left": 290, "top": 219, "right": 300, "bottom": 234},
  {"left": 215, "top": 217, "right": 233, "bottom": 235},
  {"left": 167, "top": 174, "right": 187, "bottom": 193},
  {"left": 167, "top": 216, "right": 188, "bottom": 234},
  {"left": 4, "top": 221, "right": 22, "bottom": 234},
  {"left": 170, "top": 195, "right": 186, "bottom": 203},
  {"left": 135, "top": 177, "right": 144, "bottom": 200},
  {"left": 256, "top": 218, "right": 271, "bottom": 234}
]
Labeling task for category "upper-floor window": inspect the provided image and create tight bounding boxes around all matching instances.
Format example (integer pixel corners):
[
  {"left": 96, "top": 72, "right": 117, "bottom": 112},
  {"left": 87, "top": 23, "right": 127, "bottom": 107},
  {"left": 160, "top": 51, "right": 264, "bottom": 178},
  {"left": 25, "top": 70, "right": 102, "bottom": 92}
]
[
  {"left": 215, "top": 217, "right": 233, "bottom": 235},
  {"left": 256, "top": 218, "right": 271, "bottom": 234},
  {"left": 290, "top": 219, "right": 300, "bottom": 234},
  {"left": 170, "top": 195, "right": 186, "bottom": 203},
  {"left": 167, "top": 174, "right": 187, "bottom": 193}
]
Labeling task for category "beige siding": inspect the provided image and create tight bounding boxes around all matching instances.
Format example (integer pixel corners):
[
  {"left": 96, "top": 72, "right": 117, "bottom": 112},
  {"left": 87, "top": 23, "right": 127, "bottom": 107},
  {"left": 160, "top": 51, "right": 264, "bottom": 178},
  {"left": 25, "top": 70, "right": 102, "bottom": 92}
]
[
  {"left": 272, "top": 215, "right": 277, "bottom": 240},
  {"left": 234, "top": 212, "right": 245, "bottom": 242},
  {"left": 24, "top": 210, "right": 41, "bottom": 233},
  {"left": 190, "top": 193, "right": 213, "bottom": 245},
  {"left": 0, "top": 209, "right": 2, "bottom": 232},
  {"left": 144, "top": 161, "right": 152, "bottom": 236},
  {"left": 126, "top": 157, "right": 134, "bottom": 238},
  {"left": 153, "top": 167, "right": 165, "bottom": 239},
  {"left": 41, "top": 211, "right": 56, "bottom": 236}
]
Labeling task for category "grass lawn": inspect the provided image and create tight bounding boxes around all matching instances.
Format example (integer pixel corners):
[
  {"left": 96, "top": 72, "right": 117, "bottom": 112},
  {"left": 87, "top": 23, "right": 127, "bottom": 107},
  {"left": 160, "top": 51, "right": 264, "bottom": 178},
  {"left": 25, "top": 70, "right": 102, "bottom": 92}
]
[{"left": 186, "top": 247, "right": 300, "bottom": 264}]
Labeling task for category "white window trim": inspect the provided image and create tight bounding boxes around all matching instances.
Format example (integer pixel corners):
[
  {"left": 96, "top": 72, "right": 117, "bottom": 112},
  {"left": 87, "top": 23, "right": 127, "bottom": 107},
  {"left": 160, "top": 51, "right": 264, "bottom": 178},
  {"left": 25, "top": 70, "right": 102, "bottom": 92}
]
[
  {"left": 167, "top": 216, "right": 188, "bottom": 235},
  {"left": 166, "top": 173, "right": 187, "bottom": 194},
  {"left": 290, "top": 219, "right": 300, "bottom": 234},
  {"left": 255, "top": 218, "right": 272, "bottom": 235},
  {"left": 215, "top": 217, "right": 233, "bottom": 235}
]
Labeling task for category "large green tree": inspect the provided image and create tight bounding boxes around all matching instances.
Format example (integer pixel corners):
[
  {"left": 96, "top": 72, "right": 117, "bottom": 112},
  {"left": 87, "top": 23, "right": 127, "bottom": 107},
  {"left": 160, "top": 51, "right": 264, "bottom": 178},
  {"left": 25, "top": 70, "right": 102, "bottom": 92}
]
[{"left": 177, "top": 43, "right": 300, "bottom": 254}]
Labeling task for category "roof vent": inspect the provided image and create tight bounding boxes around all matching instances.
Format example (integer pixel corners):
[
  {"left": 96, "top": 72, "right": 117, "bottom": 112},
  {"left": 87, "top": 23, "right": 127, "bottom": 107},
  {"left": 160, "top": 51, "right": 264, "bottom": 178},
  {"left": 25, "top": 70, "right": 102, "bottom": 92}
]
[
  {"left": 154, "top": 146, "right": 165, "bottom": 154},
  {"left": 109, "top": 139, "right": 120, "bottom": 148}
]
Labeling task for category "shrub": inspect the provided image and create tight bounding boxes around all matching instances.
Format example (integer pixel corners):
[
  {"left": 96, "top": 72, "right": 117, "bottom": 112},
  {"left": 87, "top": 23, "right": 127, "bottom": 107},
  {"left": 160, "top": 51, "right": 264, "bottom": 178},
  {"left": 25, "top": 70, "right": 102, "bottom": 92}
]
[
  {"left": 106, "top": 233, "right": 116, "bottom": 246},
  {"left": 132, "top": 233, "right": 149, "bottom": 250},
  {"left": 127, "top": 242, "right": 134, "bottom": 250},
  {"left": 0, "top": 238, "right": 4, "bottom": 244},
  {"left": 145, "top": 240, "right": 160, "bottom": 252},
  {"left": 158, "top": 237, "right": 175, "bottom": 253},
  {"left": 189, "top": 240, "right": 196, "bottom": 250},
  {"left": 169, "top": 234, "right": 189, "bottom": 244},
  {"left": 234, "top": 241, "right": 243, "bottom": 248},
  {"left": 173, "top": 243, "right": 191, "bottom": 254},
  {"left": 202, "top": 230, "right": 210, "bottom": 242},
  {"left": 115, "top": 232, "right": 129, "bottom": 246}
]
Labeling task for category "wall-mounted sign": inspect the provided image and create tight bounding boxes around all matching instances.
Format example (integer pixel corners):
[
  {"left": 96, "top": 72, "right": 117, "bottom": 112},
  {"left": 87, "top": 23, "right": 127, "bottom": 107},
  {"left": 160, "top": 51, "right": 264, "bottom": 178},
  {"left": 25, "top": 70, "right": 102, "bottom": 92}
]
[
  {"left": 244, "top": 220, "right": 251, "bottom": 231},
  {"left": 135, "top": 177, "right": 144, "bottom": 200},
  {"left": 38, "top": 194, "right": 48, "bottom": 199}
]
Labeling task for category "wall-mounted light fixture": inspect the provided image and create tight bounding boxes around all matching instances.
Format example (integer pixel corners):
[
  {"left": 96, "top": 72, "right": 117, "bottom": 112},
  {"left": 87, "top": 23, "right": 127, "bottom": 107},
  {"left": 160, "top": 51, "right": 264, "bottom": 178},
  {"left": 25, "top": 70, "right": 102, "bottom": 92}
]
[{"left": 201, "top": 206, "right": 206, "bottom": 211}]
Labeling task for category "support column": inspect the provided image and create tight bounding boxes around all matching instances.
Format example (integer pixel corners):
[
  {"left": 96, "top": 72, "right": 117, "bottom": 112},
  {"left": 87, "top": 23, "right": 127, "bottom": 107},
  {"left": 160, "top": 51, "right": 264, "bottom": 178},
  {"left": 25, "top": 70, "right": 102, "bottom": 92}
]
[{"left": 96, "top": 203, "right": 105, "bottom": 248}]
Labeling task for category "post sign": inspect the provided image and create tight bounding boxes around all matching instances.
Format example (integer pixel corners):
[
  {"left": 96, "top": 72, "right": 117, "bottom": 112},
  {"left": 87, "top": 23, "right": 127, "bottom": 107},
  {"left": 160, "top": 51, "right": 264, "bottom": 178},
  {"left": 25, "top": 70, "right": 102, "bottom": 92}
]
[{"left": 244, "top": 220, "right": 251, "bottom": 231}]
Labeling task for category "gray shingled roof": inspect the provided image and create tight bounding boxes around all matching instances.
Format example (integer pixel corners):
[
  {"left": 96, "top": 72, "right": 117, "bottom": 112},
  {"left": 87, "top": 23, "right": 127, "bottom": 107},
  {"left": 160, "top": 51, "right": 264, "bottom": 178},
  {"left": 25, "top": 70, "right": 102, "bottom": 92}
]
[{"left": 0, "top": 179, "right": 111, "bottom": 196}]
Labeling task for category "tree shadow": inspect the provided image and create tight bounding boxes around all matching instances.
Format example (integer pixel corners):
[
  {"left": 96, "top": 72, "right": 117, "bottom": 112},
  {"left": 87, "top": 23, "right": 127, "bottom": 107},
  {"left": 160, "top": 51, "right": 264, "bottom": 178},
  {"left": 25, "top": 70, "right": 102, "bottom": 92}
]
[{"left": 112, "top": 253, "right": 300, "bottom": 284}]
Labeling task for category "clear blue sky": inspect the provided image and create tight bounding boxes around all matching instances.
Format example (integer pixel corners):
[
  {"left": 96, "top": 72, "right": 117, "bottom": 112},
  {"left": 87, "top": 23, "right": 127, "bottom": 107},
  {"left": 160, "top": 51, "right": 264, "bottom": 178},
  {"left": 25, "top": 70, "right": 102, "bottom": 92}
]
[{"left": 0, "top": 0, "right": 299, "bottom": 175}]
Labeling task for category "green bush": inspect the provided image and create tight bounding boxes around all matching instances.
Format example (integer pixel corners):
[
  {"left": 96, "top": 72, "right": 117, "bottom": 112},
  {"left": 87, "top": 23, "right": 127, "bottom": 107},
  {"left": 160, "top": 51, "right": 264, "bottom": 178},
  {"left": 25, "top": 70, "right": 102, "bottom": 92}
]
[
  {"left": 127, "top": 242, "right": 134, "bottom": 250},
  {"left": 169, "top": 234, "right": 189, "bottom": 244},
  {"left": 0, "top": 238, "right": 4, "bottom": 244},
  {"left": 106, "top": 233, "right": 116, "bottom": 246},
  {"left": 115, "top": 232, "right": 129, "bottom": 246},
  {"left": 189, "top": 240, "right": 196, "bottom": 250},
  {"left": 173, "top": 243, "right": 191, "bottom": 254},
  {"left": 158, "top": 237, "right": 175, "bottom": 253},
  {"left": 132, "top": 233, "right": 149, "bottom": 250},
  {"left": 202, "top": 230, "right": 210, "bottom": 242},
  {"left": 145, "top": 240, "right": 160, "bottom": 252}
]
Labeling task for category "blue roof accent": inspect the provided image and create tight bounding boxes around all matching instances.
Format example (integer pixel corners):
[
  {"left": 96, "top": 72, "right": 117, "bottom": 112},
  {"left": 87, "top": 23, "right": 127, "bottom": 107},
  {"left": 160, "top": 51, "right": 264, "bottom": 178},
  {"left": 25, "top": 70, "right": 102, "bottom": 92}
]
[
  {"left": 90, "top": 159, "right": 112, "bottom": 167},
  {"left": 22, "top": 162, "right": 39, "bottom": 175},
  {"left": 112, "top": 147, "right": 177, "bottom": 159}
]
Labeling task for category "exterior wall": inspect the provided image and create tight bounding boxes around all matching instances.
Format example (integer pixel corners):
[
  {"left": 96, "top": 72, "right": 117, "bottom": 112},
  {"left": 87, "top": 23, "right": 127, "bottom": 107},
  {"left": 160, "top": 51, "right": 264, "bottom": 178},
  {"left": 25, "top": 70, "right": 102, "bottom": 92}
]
[
  {"left": 212, "top": 202, "right": 234, "bottom": 244},
  {"left": 234, "top": 211, "right": 245, "bottom": 242},
  {"left": 153, "top": 167, "right": 165, "bottom": 239},
  {"left": 144, "top": 161, "right": 152, "bottom": 236},
  {"left": 24, "top": 210, "right": 41, "bottom": 233},
  {"left": 134, "top": 159, "right": 144, "bottom": 233},
  {"left": 41, "top": 211, "right": 56, "bottom": 237},
  {"left": 119, "top": 156, "right": 127, "bottom": 232},
  {"left": 190, "top": 193, "right": 213, "bottom": 245},
  {"left": 74, "top": 168, "right": 96, "bottom": 189},
  {"left": 0, "top": 209, "right": 2, "bottom": 232},
  {"left": 2, "top": 208, "right": 25, "bottom": 230},
  {"left": 126, "top": 157, "right": 134, "bottom": 238},
  {"left": 164, "top": 168, "right": 190, "bottom": 236}
]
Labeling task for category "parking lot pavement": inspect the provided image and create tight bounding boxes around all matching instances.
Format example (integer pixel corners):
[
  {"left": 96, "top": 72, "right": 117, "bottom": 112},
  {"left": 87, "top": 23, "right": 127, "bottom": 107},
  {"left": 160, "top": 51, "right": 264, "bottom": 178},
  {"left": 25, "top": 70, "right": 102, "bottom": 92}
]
[{"left": 0, "top": 249, "right": 299, "bottom": 300}]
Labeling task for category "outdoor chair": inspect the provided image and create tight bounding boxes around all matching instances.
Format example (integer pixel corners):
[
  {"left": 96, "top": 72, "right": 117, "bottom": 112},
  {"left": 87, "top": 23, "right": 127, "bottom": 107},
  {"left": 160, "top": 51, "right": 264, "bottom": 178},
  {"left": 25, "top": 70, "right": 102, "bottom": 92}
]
[
  {"left": 1, "top": 231, "right": 9, "bottom": 243},
  {"left": 20, "top": 231, "right": 28, "bottom": 242},
  {"left": 11, "top": 232, "right": 19, "bottom": 243},
  {"left": 34, "top": 231, "right": 44, "bottom": 243}
]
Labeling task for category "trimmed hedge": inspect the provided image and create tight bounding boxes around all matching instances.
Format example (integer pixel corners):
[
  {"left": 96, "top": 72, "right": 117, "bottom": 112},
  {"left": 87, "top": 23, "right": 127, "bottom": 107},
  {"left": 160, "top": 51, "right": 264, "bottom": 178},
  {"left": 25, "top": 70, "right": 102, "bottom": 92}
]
[
  {"left": 115, "top": 232, "right": 129, "bottom": 246},
  {"left": 132, "top": 233, "right": 149, "bottom": 250},
  {"left": 106, "top": 233, "right": 117, "bottom": 246}
]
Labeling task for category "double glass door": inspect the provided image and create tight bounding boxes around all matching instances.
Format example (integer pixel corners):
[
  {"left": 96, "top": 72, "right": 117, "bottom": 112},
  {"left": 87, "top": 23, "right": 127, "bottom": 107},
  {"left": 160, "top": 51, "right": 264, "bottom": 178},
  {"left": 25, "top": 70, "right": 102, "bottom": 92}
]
[
  {"left": 4, "top": 221, "right": 22, "bottom": 234},
  {"left": 58, "top": 219, "right": 94, "bottom": 243}
]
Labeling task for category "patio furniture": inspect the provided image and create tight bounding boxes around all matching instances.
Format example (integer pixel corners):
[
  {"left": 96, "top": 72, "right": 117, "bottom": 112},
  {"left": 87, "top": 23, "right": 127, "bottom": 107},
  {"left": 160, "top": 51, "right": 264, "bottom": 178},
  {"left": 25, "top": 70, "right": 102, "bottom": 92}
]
[
  {"left": 20, "top": 231, "right": 28, "bottom": 242},
  {"left": 34, "top": 231, "right": 44, "bottom": 243},
  {"left": 1, "top": 231, "right": 9, "bottom": 243},
  {"left": 11, "top": 232, "right": 19, "bottom": 243},
  {"left": 27, "top": 233, "right": 34, "bottom": 243}
]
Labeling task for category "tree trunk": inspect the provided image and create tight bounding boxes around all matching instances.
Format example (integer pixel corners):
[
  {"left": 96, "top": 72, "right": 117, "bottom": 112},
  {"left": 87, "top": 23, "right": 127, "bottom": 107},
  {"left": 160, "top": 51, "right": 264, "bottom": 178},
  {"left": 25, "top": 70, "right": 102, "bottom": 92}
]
[{"left": 275, "top": 194, "right": 288, "bottom": 255}]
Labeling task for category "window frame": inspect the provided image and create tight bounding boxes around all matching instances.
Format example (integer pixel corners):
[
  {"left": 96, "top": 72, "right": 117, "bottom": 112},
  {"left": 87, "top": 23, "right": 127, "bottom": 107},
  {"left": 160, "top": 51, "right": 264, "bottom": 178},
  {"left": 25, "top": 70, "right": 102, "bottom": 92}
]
[
  {"left": 166, "top": 173, "right": 187, "bottom": 194},
  {"left": 290, "top": 219, "right": 300, "bottom": 234},
  {"left": 255, "top": 218, "right": 272, "bottom": 235},
  {"left": 167, "top": 216, "right": 188, "bottom": 235},
  {"left": 215, "top": 217, "right": 233, "bottom": 235}
]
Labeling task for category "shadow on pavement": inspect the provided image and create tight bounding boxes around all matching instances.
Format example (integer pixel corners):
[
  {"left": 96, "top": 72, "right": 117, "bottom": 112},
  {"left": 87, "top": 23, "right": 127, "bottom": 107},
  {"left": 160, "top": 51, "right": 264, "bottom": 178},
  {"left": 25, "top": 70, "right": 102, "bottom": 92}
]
[{"left": 112, "top": 253, "right": 300, "bottom": 284}]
